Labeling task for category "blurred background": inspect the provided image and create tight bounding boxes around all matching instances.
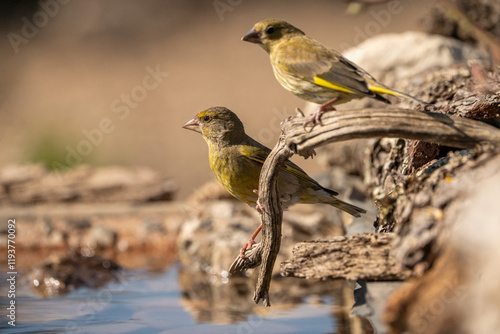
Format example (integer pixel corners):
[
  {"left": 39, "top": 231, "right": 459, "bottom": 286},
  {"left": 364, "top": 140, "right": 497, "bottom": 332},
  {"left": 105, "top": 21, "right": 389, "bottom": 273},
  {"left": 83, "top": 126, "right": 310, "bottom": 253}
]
[
  {"left": 8, "top": 1, "right": 496, "bottom": 333},
  {"left": 0, "top": 0, "right": 435, "bottom": 199}
]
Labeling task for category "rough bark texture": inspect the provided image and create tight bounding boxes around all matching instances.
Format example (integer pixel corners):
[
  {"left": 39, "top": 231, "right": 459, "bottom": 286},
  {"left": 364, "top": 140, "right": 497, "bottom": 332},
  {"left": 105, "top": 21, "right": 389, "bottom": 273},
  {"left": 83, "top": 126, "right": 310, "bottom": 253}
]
[
  {"left": 283, "top": 107, "right": 500, "bottom": 159},
  {"left": 281, "top": 233, "right": 412, "bottom": 281},
  {"left": 253, "top": 137, "right": 292, "bottom": 306}
]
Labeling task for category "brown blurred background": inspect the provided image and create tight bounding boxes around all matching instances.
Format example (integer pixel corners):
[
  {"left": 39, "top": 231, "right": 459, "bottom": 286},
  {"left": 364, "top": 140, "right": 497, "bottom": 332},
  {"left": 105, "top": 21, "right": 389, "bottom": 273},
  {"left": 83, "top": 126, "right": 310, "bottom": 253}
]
[{"left": 0, "top": 0, "right": 434, "bottom": 199}]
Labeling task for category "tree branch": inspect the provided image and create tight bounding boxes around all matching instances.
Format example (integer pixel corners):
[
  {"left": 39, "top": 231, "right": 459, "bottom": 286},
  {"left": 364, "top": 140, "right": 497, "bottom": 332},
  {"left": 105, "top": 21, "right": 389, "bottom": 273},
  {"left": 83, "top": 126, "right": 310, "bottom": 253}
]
[
  {"left": 284, "top": 108, "right": 500, "bottom": 159},
  {"left": 229, "top": 107, "right": 500, "bottom": 306}
]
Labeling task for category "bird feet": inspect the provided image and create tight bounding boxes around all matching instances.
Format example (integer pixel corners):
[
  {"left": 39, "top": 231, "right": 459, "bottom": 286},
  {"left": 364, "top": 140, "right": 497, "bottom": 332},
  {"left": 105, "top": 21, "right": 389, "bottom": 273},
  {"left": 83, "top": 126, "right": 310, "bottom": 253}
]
[
  {"left": 253, "top": 189, "right": 265, "bottom": 213},
  {"left": 304, "top": 110, "right": 326, "bottom": 128},
  {"left": 239, "top": 238, "right": 256, "bottom": 258},
  {"left": 240, "top": 224, "right": 262, "bottom": 259},
  {"left": 303, "top": 98, "right": 338, "bottom": 129}
]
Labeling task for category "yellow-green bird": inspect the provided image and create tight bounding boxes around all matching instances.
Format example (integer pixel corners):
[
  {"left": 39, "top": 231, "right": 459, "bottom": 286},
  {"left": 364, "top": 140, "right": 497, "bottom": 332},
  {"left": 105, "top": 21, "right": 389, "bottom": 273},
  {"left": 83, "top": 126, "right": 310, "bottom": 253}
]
[
  {"left": 242, "top": 19, "right": 428, "bottom": 124},
  {"left": 183, "top": 107, "right": 365, "bottom": 257}
]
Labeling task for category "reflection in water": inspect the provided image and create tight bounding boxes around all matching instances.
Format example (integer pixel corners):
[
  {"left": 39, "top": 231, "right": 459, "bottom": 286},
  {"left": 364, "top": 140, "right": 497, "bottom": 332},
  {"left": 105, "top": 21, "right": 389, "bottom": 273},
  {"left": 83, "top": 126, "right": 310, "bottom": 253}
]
[
  {"left": 178, "top": 265, "right": 374, "bottom": 332},
  {"left": 1, "top": 250, "right": 373, "bottom": 333},
  {"left": 28, "top": 251, "right": 121, "bottom": 297},
  {"left": 0, "top": 244, "right": 371, "bottom": 334}
]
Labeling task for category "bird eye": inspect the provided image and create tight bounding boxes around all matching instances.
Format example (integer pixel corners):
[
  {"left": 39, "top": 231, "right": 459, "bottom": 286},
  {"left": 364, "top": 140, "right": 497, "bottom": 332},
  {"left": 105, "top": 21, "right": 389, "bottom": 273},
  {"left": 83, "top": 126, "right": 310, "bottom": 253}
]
[
  {"left": 203, "top": 115, "right": 210, "bottom": 121},
  {"left": 265, "top": 26, "right": 275, "bottom": 34}
]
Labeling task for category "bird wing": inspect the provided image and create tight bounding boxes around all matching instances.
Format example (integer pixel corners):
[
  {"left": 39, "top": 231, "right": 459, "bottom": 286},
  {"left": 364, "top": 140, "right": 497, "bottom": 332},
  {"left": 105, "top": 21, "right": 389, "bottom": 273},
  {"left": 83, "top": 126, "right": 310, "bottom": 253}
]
[
  {"left": 239, "top": 140, "right": 337, "bottom": 195},
  {"left": 275, "top": 36, "right": 376, "bottom": 97}
]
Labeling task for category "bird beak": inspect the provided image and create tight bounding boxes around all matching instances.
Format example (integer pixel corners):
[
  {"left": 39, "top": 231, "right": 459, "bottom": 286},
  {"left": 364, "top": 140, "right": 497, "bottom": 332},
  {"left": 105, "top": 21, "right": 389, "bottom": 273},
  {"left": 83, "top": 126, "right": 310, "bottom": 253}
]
[
  {"left": 242, "top": 28, "right": 262, "bottom": 44},
  {"left": 182, "top": 117, "right": 201, "bottom": 133}
]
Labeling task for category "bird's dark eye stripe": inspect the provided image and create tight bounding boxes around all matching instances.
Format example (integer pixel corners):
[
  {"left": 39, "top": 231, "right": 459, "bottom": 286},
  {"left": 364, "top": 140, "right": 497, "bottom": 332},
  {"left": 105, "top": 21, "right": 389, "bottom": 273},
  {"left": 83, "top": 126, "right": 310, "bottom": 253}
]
[{"left": 266, "top": 26, "right": 274, "bottom": 34}]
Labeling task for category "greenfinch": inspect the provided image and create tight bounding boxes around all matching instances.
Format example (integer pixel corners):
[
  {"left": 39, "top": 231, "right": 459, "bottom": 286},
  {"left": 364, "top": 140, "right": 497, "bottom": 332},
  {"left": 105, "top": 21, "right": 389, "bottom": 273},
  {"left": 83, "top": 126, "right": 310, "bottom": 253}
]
[
  {"left": 183, "top": 107, "right": 365, "bottom": 257},
  {"left": 242, "top": 19, "right": 428, "bottom": 124}
]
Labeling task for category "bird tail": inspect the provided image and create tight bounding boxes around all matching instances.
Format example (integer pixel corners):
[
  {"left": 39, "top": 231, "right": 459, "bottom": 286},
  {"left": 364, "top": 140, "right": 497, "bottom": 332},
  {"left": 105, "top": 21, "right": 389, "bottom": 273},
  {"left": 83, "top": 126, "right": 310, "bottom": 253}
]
[
  {"left": 369, "top": 84, "right": 430, "bottom": 106},
  {"left": 320, "top": 188, "right": 366, "bottom": 218}
]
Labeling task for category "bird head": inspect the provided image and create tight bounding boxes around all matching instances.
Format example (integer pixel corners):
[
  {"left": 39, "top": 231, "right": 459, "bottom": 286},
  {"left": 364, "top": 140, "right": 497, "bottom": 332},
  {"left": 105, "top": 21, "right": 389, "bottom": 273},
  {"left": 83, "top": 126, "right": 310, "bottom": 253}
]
[
  {"left": 242, "top": 19, "right": 305, "bottom": 53},
  {"left": 182, "top": 107, "right": 246, "bottom": 146}
]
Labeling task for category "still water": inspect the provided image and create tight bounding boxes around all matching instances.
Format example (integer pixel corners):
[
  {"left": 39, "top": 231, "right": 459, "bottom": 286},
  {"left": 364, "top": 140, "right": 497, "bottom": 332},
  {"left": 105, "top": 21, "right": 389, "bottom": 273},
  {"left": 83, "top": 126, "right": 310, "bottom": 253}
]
[{"left": 0, "top": 263, "right": 361, "bottom": 334}]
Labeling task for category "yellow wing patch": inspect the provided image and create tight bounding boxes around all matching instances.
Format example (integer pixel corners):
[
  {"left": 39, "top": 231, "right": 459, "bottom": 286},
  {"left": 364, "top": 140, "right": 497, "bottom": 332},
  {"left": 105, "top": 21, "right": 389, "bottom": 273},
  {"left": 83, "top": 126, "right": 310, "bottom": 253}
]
[
  {"left": 313, "top": 76, "right": 355, "bottom": 94},
  {"left": 369, "top": 85, "right": 404, "bottom": 97},
  {"left": 240, "top": 145, "right": 267, "bottom": 164}
]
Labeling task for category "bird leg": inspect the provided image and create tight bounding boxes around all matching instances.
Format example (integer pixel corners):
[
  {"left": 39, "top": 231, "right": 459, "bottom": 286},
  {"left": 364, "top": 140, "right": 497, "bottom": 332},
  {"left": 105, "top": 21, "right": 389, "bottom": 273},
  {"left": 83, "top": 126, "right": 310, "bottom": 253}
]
[
  {"left": 253, "top": 189, "right": 265, "bottom": 213},
  {"left": 239, "top": 224, "right": 262, "bottom": 258},
  {"left": 304, "top": 97, "right": 339, "bottom": 127},
  {"left": 239, "top": 189, "right": 265, "bottom": 258}
]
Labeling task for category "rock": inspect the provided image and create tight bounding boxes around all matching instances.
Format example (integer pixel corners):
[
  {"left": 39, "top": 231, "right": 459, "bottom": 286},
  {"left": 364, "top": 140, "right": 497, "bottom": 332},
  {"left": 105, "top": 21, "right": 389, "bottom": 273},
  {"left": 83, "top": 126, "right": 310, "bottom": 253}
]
[
  {"left": 27, "top": 251, "right": 121, "bottom": 297},
  {"left": 0, "top": 202, "right": 186, "bottom": 255},
  {"left": 186, "top": 180, "right": 235, "bottom": 204},
  {"left": 384, "top": 151, "right": 500, "bottom": 333},
  {"left": 82, "top": 226, "right": 117, "bottom": 249},
  {"left": 341, "top": 31, "right": 491, "bottom": 90},
  {"left": 177, "top": 192, "right": 353, "bottom": 274},
  {"left": 0, "top": 164, "right": 177, "bottom": 205},
  {"left": 314, "top": 139, "right": 369, "bottom": 176},
  {"left": 177, "top": 200, "right": 261, "bottom": 273}
]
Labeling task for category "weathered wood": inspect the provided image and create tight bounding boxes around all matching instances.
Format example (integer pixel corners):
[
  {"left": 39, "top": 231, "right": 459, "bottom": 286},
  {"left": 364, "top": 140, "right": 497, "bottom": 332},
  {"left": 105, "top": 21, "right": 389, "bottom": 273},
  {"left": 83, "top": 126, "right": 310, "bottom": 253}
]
[
  {"left": 283, "top": 108, "right": 500, "bottom": 159},
  {"left": 253, "top": 136, "right": 292, "bottom": 306},
  {"left": 228, "top": 106, "right": 500, "bottom": 306},
  {"left": 281, "top": 233, "right": 412, "bottom": 281}
]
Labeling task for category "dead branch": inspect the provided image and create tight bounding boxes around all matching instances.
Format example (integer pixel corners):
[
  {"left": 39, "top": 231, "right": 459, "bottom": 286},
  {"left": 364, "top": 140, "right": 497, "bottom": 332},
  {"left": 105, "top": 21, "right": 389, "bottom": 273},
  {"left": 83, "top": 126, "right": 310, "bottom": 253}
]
[
  {"left": 229, "top": 107, "right": 500, "bottom": 306},
  {"left": 281, "top": 233, "right": 412, "bottom": 280},
  {"left": 284, "top": 108, "right": 500, "bottom": 159}
]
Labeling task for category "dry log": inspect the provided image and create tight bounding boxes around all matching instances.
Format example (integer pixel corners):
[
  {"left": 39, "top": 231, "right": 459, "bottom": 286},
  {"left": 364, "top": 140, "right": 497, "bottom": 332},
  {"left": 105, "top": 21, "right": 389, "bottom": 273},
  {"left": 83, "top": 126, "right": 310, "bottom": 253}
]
[{"left": 281, "top": 233, "right": 412, "bottom": 281}]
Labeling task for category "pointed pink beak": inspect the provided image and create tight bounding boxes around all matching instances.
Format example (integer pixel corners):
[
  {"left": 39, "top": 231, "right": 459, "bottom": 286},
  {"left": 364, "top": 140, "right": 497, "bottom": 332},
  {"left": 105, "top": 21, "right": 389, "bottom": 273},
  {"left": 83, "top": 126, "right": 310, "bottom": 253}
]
[
  {"left": 242, "top": 28, "right": 262, "bottom": 44},
  {"left": 182, "top": 117, "right": 201, "bottom": 133}
]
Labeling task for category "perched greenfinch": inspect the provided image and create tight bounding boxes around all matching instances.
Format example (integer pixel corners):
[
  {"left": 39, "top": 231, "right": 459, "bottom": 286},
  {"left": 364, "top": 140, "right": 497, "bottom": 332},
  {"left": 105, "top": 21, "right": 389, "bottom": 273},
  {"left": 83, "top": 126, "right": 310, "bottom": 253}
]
[
  {"left": 242, "top": 19, "right": 428, "bottom": 124},
  {"left": 183, "top": 107, "right": 365, "bottom": 257}
]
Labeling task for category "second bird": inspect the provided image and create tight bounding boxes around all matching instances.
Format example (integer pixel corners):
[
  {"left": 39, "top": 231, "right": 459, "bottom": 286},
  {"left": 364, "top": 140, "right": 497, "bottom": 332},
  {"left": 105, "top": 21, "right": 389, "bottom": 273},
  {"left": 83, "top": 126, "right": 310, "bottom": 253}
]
[
  {"left": 242, "top": 19, "right": 428, "bottom": 125},
  {"left": 183, "top": 107, "right": 366, "bottom": 258}
]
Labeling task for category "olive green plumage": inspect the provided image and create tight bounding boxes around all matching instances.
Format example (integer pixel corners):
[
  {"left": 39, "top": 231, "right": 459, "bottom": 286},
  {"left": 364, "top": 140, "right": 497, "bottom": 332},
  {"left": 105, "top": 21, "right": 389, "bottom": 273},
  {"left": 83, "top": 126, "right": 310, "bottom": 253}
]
[
  {"left": 242, "top": 19, "right": 428, "bottom": 108},
  {"left": 183, "top": 106, "right": 365, "bottom": 217}
]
